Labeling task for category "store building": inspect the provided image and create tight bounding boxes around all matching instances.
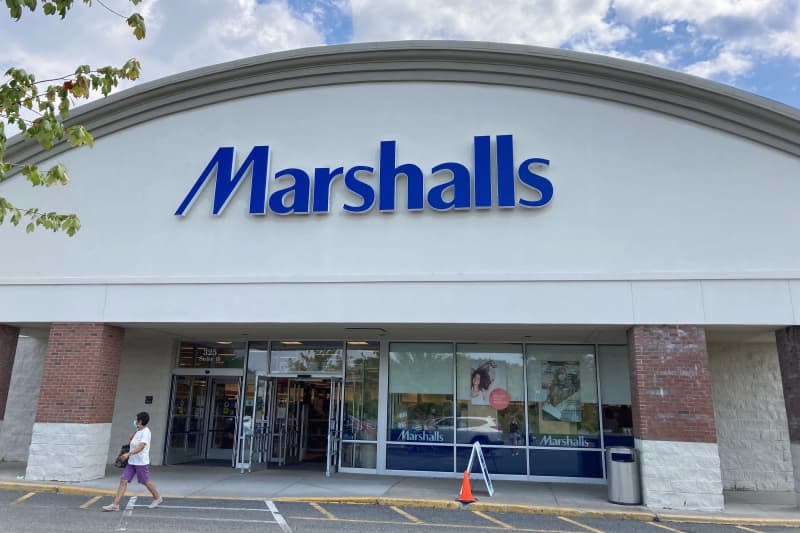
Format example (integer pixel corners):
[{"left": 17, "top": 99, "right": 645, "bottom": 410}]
[{"left": 0, "top": 42, "right": 799, "bottom": 513}]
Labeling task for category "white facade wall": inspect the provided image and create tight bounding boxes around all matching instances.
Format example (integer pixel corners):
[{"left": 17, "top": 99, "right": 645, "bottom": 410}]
[
  {"left": 709, "top": 341, "right": 795, "bottom": 491},
  {"left": 637, "top": 439, "right": 724, "bottom": 512},
  {"left": 0, "top": 81, "right": 798, "bottom": 327},
  {"left": 0, "top": 336, "right": 47, "bottom": 462},
  {"left": 107, "top": 336, "right": 174, "bottom": 465}
]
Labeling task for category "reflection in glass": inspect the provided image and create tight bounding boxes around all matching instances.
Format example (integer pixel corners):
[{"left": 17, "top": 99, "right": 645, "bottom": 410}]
[
  {"left": 386, "top": 444, "right": 454, "bottom": 472},
  {"left": 341, "top": 443, "right": 377, "bottom": 469},
  {"left": 526, "top": 345, "right": 600, "bottom": 449},
  {"left": 456, "top": 344, "right": 525, "bottom": 446},
  {"left": 270, "top": 341, "right": 343, "bottom": 374},
  {"left": 598, "top": 345, "right": 634, "bottom": 447},
  {"left": 530, "top": 449, "right": 604, "bottom": 478},
  {"left": 388, "top": 343, "right": 454, "bottom": 443},
  {"left": 343, "top": 343, "right": 380, "bottom": 442},
  {"left": 167, "top": 376, "right": 207, "bottom": 464},
  {"left": 456, "top": 446, "right": 526, "bottom": 475}
]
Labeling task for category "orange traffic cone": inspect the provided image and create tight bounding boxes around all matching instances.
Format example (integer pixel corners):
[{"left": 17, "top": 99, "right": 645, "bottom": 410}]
[{"left": 456, "top": 470, "right": 477, "bottom": 504}]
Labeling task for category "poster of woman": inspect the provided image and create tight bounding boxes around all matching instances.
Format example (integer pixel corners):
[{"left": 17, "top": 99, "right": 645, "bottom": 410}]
[
  {"left": 470, "top": 359, "right": 508, "bottom": 407},
  {"left": 541, "top": 361, "right": 582, "bottom": 422}
]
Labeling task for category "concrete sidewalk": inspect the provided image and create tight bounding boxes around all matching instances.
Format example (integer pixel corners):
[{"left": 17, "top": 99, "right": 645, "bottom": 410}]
[{"left": 0, "top": 461, "right": 797, "bottom": 526}]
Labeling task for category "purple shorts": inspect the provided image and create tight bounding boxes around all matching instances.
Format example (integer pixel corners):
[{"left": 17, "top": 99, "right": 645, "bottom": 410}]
[{"left": 121, "top": 464, "right": 150, "bottom": 484}]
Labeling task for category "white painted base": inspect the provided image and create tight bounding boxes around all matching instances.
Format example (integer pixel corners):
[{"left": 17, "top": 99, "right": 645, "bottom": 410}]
[
  {"left": 25, "top": 423, "right": 112, "bottom": 481},
  {"left": 636, "top": 439, "right": 724, "bottom": 512},
  {"left": 792, "top": 442, "right": 800, "bottom": 507}
]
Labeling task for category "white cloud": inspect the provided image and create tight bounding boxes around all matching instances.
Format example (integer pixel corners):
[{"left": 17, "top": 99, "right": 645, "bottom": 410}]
[
  {"left": 684, "top": 48, "right": 753, "bottom": 78},
  {"left": 0, "top": 0, "right": 326, "bottom": 86},
  {"left": 350, "top": 0, "right": 627, "bottom": 49}
]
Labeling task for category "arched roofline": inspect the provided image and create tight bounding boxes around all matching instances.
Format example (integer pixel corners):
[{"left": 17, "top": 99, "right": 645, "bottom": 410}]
[{"left": 5, "top": 40, "right": 800, "bottom": 170}]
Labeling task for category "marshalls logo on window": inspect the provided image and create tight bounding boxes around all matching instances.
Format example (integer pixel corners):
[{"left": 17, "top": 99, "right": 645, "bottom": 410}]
[{"left": 175, "top": 135, "right": 553, "bottom": 216}]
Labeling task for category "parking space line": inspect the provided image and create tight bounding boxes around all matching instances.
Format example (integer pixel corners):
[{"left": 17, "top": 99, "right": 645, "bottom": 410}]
[
  {"left": 266, "top": 500, "right": 292, "bottom": 533},
  {"left": 130, "top": 514, "right": 277, "bottom": 524},
  {"left": 309, "top": 502, "right": 337, "bottom": 520},
  {"left": 287, "top": 514, "right": 575, "bottom": 532},
  {"left": 390, "top": 505, "right": 422, "bottom": 523},
  {"left": 11, "top": 492, "right": 36, "bottom": 505},
  {"left": 735, "top": 526, "right": 764, "bottom": 533},
  {"left": 123, "top": 496, "right": 137, "bottom": 517},
  {"left": 647, "top": 522, "right": 685, "bottom": 533},
  {"left": 473, "top": 510, "right": 513, "bottom": 529},
  {"left": 558, "top": 516, "right": 605, "bottom": 533},
  {"left": 140, "top": 504, "right": 268, "bottom": 512},
  {"left": 80, "top": 495, "right": 102, "bottom": 509}
]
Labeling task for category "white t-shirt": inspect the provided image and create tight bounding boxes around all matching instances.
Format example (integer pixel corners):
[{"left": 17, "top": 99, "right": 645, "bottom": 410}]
[{"left": 128, "top": 427, "right": 151, "bottom": 466}]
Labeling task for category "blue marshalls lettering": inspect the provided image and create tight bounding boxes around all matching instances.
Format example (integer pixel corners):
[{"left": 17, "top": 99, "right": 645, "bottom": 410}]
[{"left": 175, "top": 135, "right": 553, "bottom": 216}]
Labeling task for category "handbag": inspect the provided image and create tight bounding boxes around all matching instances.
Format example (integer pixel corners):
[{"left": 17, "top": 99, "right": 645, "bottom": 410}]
[{"left": 114, "top": 444, "right": 130, "bottom": 468}]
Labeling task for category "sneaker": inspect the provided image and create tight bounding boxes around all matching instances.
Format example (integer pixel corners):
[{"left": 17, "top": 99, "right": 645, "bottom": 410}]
[
  {"left": 147, "top": 498, "right": 163, "bottom": 509},
  {"left": 101, "top": 503, "right": 120, "bottom": 512}
]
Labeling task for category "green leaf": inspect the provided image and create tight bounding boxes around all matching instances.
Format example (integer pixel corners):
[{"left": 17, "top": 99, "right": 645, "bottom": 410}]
[
  {"left": 25, "top": 222, "right": 34, "bottom": 233},
  {"left": 67, "top": 124, "right": 93, "bottom": 147},
  {"left": 7, "top": 0, "right": 22, "bottom": 20},
  {"left": 127, "top": 12, "right": 145, "bottom": 39}
]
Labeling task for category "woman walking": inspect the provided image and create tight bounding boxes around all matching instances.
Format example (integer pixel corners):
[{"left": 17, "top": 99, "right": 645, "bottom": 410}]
[{"left": 103, "top": 411, "right": 163, "bottom": 511}]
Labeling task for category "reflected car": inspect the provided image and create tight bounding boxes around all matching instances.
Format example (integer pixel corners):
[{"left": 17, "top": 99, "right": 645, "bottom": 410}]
[
  {"left": 343, "top": 414, "right": 377, "bottom": 440},
  {"left": 433, "top": 416, "right": 504, "bottom": 445}
]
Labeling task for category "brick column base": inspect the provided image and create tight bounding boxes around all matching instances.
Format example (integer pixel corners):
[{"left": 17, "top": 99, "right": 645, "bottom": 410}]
[
  {"left": 25, "top": 324, "right": 124, "bottom": 481},
  {"left": 628, "top": 325, "right": 723, "bottom": 512},
  {"left": 776, "top": 326, "right": 800, "bottom": 508}
]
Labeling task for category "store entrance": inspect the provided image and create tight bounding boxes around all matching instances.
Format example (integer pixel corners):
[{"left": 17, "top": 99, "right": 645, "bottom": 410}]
[
  {"left": 237, "top": 377, "right": 343, "bottom": 476},
  {"left": 166, "top": 375, "right": 241, "bottom": 465}
]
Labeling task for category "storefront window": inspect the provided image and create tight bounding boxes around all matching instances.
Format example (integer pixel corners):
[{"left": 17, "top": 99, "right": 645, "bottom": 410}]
[
  {"left": 598, "top": 345, "right": 634, "bottom": 447},
  {"left": 177, "top": 341, "right": 246, "bottom": 369},
  {"left": 526, "top": 345, "right": 600, "bottom": 449},
  {"left": 455, "top": 343, "right": 525, "bottom": 447},
  {"left": 269, "top": 341, "right": 343, "bottom": 374},
  {"left": 387, "top": 342, "right": 454, "bottom": 444},
  {"left": 341, "top": 341, "right": 380, "bottom": 469}
]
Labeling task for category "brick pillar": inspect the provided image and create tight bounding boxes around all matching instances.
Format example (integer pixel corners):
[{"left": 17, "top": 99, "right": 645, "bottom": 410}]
[
  {"left": 0, "top": 326, "right": 20, "bottom": 420},
  {"left": 776, "top": 327, "right": 800, "bottom": 507},
  {"left": 628, "top": 325, "right": 723, "bottom": 512},
  {"left": 25, "top": 324, "right": 124, "bottom": 481}
]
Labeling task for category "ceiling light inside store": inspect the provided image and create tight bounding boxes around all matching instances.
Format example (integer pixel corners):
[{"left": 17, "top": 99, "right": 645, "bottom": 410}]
[
  {"left": 281, "top": 341, "right": 303, "bottom": 345},
  {"left": 216, "top": 340, "right": 233, "bottom": 345},
  {"left": 347, "top": 341, "right": 369, "bottom": 345}
]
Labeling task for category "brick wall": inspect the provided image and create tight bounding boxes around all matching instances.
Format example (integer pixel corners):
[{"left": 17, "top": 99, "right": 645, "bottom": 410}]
[
  {"left": 0, "top": 325, "right": 20, "bottom": 420},
  {"left": 776, "top": 326, "right": 800, "bottom": 444},
  {"left": 35, "top": 324, "right": 124, "bottom": 424},
  {"left": 628, "top": 325, "right": 717, "bottom": 443}
]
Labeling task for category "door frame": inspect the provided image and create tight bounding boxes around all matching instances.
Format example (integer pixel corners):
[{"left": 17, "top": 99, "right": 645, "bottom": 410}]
[
  {"left": 165, "top": 368, "right": 244, "bottom": 465},
  {"left": 204, "top": 376, "right": 243, "bottom": 463}
]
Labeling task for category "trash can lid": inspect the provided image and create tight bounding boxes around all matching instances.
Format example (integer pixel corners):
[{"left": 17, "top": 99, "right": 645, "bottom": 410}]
[{"left": 606, "top": 446, "right": 634, "bottom": 452}]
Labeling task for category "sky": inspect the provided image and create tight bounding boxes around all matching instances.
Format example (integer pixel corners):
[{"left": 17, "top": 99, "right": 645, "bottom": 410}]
[{"left": 0, "top": 0, "right": 799, "bottom": 110}]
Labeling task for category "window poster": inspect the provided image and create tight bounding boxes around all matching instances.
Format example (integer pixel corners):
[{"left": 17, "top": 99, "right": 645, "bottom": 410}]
[
  {"left": 469, "top": 359, "right": 510, "bottom": 410},
  {"left": 541, "top": 361, "right": 581, "bottom": 422}
]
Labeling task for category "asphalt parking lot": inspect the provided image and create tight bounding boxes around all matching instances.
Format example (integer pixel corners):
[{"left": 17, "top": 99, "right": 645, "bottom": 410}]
[{"left": 0, "top": 489, "right": 798, "bottom": 533}]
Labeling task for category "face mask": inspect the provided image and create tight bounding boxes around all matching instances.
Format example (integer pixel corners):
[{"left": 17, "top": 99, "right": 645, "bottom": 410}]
[{"left": 132, "top": 419, "right": 138, "bottom": 429}]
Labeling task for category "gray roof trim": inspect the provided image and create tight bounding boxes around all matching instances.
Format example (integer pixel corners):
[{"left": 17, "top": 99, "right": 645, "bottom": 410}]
[{"left": 5, "top": 40, "right": 800, "bottom": 172}]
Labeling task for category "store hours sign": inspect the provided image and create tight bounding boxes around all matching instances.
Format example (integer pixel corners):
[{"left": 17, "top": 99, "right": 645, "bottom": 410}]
[{"left": 175, "top": 135, "right": 553, "bottom": 216}]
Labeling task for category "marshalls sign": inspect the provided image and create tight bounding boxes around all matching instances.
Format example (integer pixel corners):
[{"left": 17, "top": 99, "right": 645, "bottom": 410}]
[{"left": 176, "top": 135, "right": 553, "bottom": 216}]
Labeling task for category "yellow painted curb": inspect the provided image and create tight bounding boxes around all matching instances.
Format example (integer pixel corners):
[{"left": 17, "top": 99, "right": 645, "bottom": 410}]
[
  {"left": 0, "top": 482, "right": 59, "bottom": 494},
  {"left": 657, "top": 512, "right": 800, "bottom": 527},
  {"left": 469, "top": 501, "right": 656, "bottom": 522}
]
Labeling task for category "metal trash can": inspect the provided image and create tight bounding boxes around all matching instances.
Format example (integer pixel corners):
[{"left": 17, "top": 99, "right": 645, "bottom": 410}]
[{"left": 606, "top": 446, "right": 641, "bottom": 505}]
